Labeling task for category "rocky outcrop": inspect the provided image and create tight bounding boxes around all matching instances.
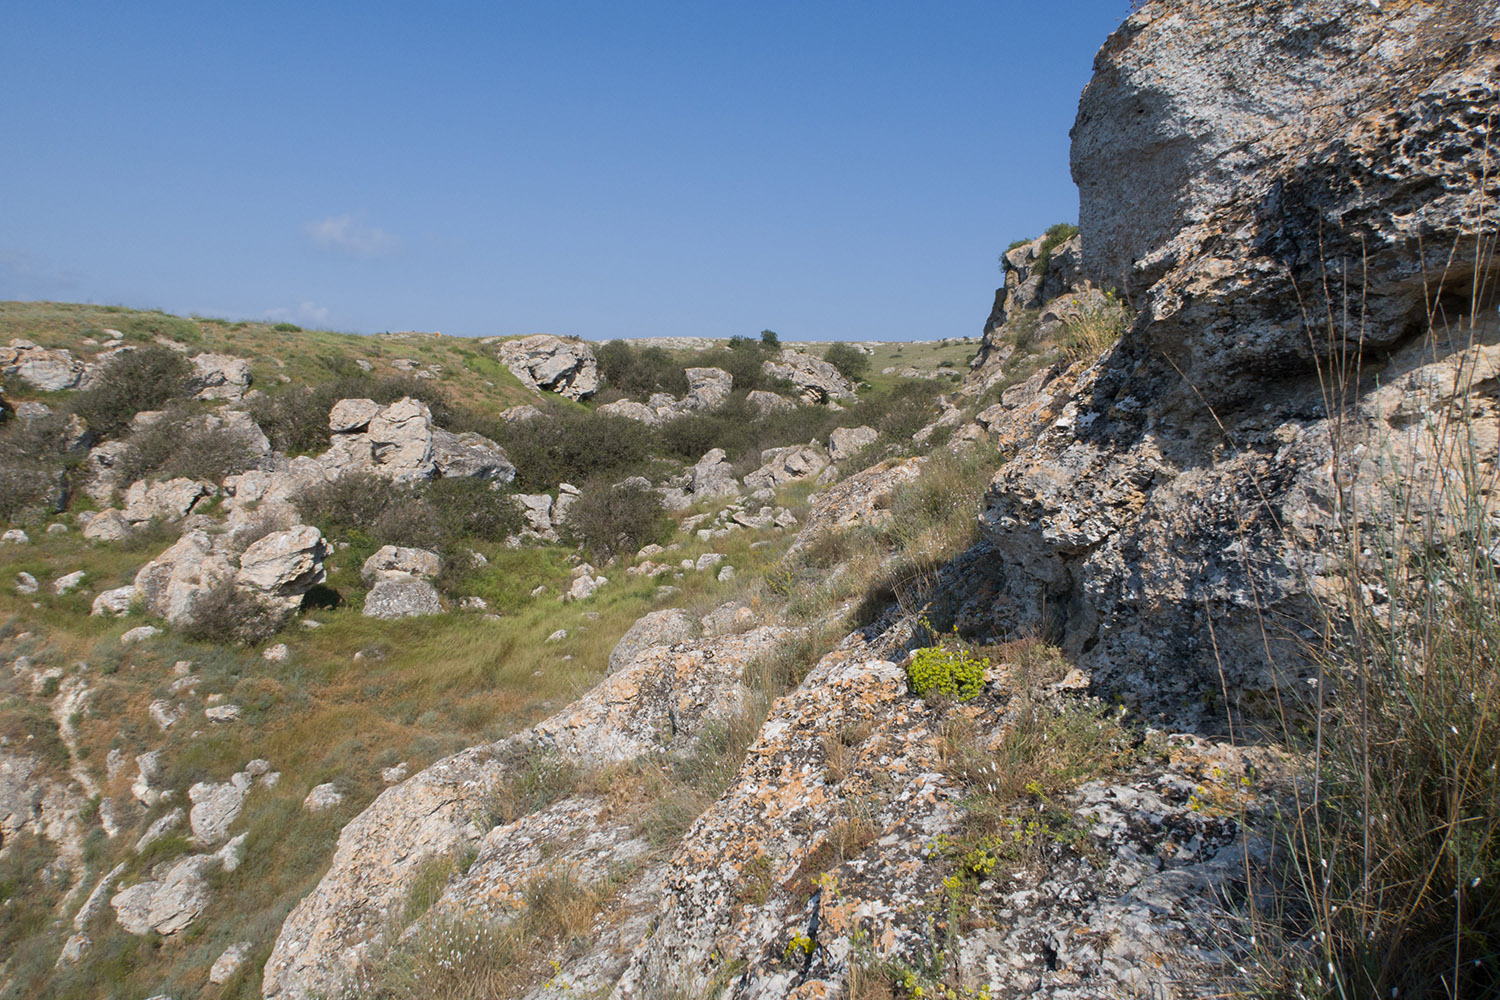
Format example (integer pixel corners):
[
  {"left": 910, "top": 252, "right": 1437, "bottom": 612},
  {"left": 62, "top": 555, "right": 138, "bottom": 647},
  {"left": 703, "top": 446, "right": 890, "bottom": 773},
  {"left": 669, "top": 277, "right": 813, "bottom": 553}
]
[
  {"left": 187, "top": 353, "right": 252, "bottom": 400},
  {"left": 498, "top": 335, "right": 600, "bottom": 400},
  {"left": 235, "top": 526, "right": 332, "bottom": 612},
  {"left": 790, "top": 456, "right": 925, "bottom": 549},
  {"left": 968, "top": 0, "right": 1500, "bottom": 722},
  {"left": 607, "top": 608, "right": 696, "bottom": 674},
  {"left": 360, "top": 545, "right": 440, "bottom": 582},
  {"left": 762, "top": 350, "right": 856, "bottom": 405},
  {"left": 134, "top": 524, "right": 329, "bottom": 625},
  {"left": 261, "top": 618, "right": 793, "bottom": 999},
  {"left": 111, "top": 854, "right": 217, "bottom": 936},
  {"left": 1, "top": 339, "right": 87, "bottom": 391},
  {"left": 743, "top": 443, "right": 830, "bottom": 491},
  {"left": 122, "top": 477, "right": 216, "bottom": 524},
  {"left": 826, "top": 424, "right": 877, "bottom": 462},
  {"left": 430, "top": 428, "right": 516, "bottom": 482}
]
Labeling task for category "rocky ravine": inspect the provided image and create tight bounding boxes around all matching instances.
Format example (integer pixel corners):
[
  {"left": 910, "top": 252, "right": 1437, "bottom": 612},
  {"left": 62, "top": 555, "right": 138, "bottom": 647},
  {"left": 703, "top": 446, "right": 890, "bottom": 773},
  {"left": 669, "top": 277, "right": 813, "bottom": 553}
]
[{"left": 248, "top": 5, "right": 1500, "bottom": 999}]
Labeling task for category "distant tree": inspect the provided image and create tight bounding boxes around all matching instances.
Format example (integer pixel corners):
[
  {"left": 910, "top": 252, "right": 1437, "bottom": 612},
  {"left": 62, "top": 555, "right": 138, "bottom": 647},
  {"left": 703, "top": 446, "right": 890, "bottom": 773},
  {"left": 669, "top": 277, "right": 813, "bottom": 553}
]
[
  {"left": 823, "top": 342, "right": 869, "bottom": 383},
  {"left": 760, "top": 329, "right": 780, "bottom": 350}
]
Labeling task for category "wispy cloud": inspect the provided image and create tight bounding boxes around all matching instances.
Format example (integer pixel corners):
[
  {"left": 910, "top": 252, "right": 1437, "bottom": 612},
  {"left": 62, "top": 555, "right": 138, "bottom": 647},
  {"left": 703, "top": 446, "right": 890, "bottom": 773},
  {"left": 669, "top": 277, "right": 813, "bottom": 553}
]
[
  {"left": 265, "top": 301, "right": 332, "bottom": 327},
  {"left": 303, "top": 214, "right": 400, "bottom": 258}
]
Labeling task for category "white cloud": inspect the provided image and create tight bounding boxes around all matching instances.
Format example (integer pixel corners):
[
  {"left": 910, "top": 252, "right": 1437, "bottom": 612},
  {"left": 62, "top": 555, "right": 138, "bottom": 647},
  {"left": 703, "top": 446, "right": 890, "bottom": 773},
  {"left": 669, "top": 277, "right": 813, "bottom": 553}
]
[
  {"left": 303, "top": 214, "right": 400, "bottom": 257},
  {"left": 264, "top": 301, "right": 332, "bottom": 327}
]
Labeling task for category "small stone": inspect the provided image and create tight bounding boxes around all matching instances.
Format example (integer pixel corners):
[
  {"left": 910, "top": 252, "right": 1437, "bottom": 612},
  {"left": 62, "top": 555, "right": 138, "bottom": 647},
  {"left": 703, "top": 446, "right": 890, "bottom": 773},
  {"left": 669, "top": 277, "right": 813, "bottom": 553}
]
[
  {"left": 209, "top": 941, "right": 254, "bottom": 984},
  {"left": 546, "top": 629, "right": 568, "bottom": 643},
  {"left": 381, "top": 762, "right": 409, "bottom": 783},
  {"left": 695, "top": 553, "right": 725, "bottom": 571},
  {"left": 149, "top": 700, "right": 180, "bottom": 731},
  {"left": 15, "top": 572, "right": 38, "bottom": 594},
  {"left": 303, "top": 783, "right": 343, "bottom": 813},
  {"left": 204, "top": 704, "right": 242, "bottom": 723},
  {"left": 530, "top": 584, "right": 548, "bottom": 597},
  {"left": 2, "top": 529, "right": 30, "bottom": 544},
  {"left": 262, "top": 643, "right": 290, "bottom": 662},
  {"left": 53, "top": 570, "right": 86, "bottom": 594},
  {"left": 56, "top": 932, "right": 91, "bottom": 966},
  {"left": 91, "top": 586, "right": 137, "bottom": 617},
  {"left": 717, "top": 565, "right": 736, "bottom": 582},
  {"left": 46, "top": 522, "right": 68, "bottom": 534},
  {"left": 120, "top": 625, "right": 161, "bottom": 645}
]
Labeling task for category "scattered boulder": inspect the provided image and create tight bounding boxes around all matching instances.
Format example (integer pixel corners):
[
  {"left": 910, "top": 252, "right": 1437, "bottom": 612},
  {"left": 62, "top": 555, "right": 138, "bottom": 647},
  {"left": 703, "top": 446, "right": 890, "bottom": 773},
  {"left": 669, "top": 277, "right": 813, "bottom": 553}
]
[
  {"left": 597, "top": 399, "right": 661, "bottom": 425},
  {"left": 746, "top": 389, "right": 795, "bottom": 416},
  {"left": 679, "top": 367, "right": 732, "bottom": 411},
  {"left": 136, "top": 808, "right": 185, "bottom": 853},
  {"left": 1, "top": 529, "right": 28, "bottom": 544},
  {"left": 121, "top": 625, "right": 160, "bottom": 645},
  {"left": 743, "top": 444, "right": 830, "bottom": 491},
  {"left": 82, "top": 509, "right": 131, "bottom": 542},
  {"left": 91, "top": 586, "right": 138, "bottom": 616},
  {"left": 133, "top": 530, "right": 234, "bottom": 624},
  {"left": 110, "top": 854, "right": 217, "bottom": 936},
  {"left": 53, "top": 571, "right": 86, "bottom": 595},
  {"left": 303, "top": 783, "right": 343, "bottom": 813},
  {"left": 499, "top": 404, "right": 542, "bottom": 422},
  {"left": 761, "top": 350, "right": 856, "bottom": 405},
  {"left": 205, "top": 704, "right": 242, "bottom": 723},
  {"left": 15, "top": 571, "right": 38, "bottom": 594},
  {"left": 328, "top": 398, "right": 381, "bottom": 433},
  {"left": 430, "top": 428, "right": 516, "bottom": 482},
  {"left": 498, "top": 335, "right": 600, "bottom": 400},
  {"left": 122, "top": 478, "right": 215, "bottom": 524},
  {"left": 187, "top": 353, "right": 252, "bottom": 400},
  {"left": 827, "top": 425, "right": 877, "bottom": 462},
  {"left": 791, "top": 456, "right": 925, "bottom": 549},
  {"left": 234, "top": 525, "right": 331, "bottom": 612},
  {"left": 262, "top": 643, "right": 290, "bottom": 662},
  {"left": 363, "top": 578, "right": 443, "bottom": 619},
  {"left": 209, "top": 941, "right": 254, "bottom": 984},
  {"left": 188, "top": 772, "right": 252, "bottom": 844},
  {"left": 361, "top": 545, "right": 440, "bottom": 582},
  {"left": 366, "top": 397, "right": 435, "bottom": 480},
  {"left": 0, "top": 339, "right": 86, "bottom": 391}
]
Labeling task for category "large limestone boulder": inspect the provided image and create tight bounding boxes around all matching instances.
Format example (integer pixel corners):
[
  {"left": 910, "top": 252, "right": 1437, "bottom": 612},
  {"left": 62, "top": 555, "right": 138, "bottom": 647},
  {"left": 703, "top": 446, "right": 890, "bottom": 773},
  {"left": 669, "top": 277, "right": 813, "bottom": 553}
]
[
  {"left": 498, "top": 335, "right": 599, "bottom": 400},
  {"left": 597, "top": 399, "right": 661, "bottom": 425},
  {"left": 827, "top": 424, "right": 877, "bottom": 462},
  {"left": 110, "top": 854, "right": 217, "bottom": 936},
  {"left": 742, "top": 443, "right": 829, "bottom": 491},
  {"left": 365, "top": 397, "right": 434, "bottom": 480},
  {"left": 81, "top": 509, "right": 131, "bottom": 542},
  {"left": 686, "top": 448, "right": 740, "bottom": 499},
  {"left": 235, "top": 525, "right": 331, "bottom": 609},
  {"left": 746, "top": 389, "right": 795, "bottom": 416},
  {"left": 133, "top": 531, "right": 234, "bottom": 624},
  {"left": 83, "top": 440, "right": 131, "bottom": 505},
  {"left": 0, "top": 339, "right": 86, "bottom": 391},
  {"left": 360, "top": 545, "right": 440, "bottom": 582},
  {"left": 188, "top": 772, "right": 252, "bottom": 845},
  {"left": 187, "top": 353, "right": 252, "bottom": 400},
  {"left": 761, "top": 350, "right": 855, "bottom": 405},
  {"left": 789, "top": 456, "right": 925, "bottom": 551},
  {"left": 362, "top": 578, "right": 443, "bottom": 619},
  {"left": 122, "top": 478, "right": 215, "bottom": 524},
  {"left": 679, "top": 367, "right": 732, "bottom": 411},
  {"left": 430, "top": 428, "right": 515, "bottom": 482},
  {"left": 328, "top": 398, "right": 381, "bottom": 433}
]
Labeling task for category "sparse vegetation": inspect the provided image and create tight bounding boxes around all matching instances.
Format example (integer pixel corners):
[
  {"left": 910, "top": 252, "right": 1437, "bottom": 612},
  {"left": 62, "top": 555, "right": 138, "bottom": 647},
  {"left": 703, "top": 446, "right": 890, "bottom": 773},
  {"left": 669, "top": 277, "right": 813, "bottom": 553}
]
[
  {"left": 68, "top": 346, "right": 193, "bottom": 438},
  {"left": 560, "top": 477, "right": 670, "bottom": 563},
  {"left": 824, "top": 341, "right": 870, "bottom": 382}
]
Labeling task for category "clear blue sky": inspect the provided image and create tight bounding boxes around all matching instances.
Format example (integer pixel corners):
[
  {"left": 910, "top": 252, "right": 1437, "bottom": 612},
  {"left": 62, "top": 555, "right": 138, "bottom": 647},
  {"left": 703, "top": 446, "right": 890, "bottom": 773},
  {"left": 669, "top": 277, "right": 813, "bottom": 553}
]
[{"left": 2, "top": 1, "right": 1129, "bottom": 341}]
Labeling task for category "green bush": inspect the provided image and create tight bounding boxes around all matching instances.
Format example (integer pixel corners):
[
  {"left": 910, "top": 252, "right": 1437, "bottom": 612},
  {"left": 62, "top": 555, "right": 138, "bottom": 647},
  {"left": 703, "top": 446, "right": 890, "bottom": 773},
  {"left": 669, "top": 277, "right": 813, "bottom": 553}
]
[
  {"left": 421, "top": 478, "right": 521, "bottom": 543},
  {"left": 372, "top": 497, "right": 445, "bottom": 550},
  {"left": 247, "top": 372, "right": 455, "bottom": 455},
  {"left": 494, "top": 410, "right": 654, "bottom": 492},
  {"left": 700, "top": 341, "right": 768, "bottom": 392},
  {"left": 905, "top": 644, "right": 988, "bottom": 701},
  {"left": 116, "top": 311, "right": 203, "bottom": 344},
  {"left": 823, "top": 342, "right": 869, "bottom": 382},
  {"left": 177, "top": 583, "right": 286, "bottom": 646},
  {"left": 115, "top": 407, "right": 262, "bottom": 485},
  {"left": 295, "top": 471, "right": 396, "bottom": 536},
  {"left": 595, "top": 341, "right": 688, "bottom": 399},
  {"left": 560, "top": 478, "right": 670, "bottom": 562},
  {"left": 69, "top": 347, "right": 193, "bottom": 439}
]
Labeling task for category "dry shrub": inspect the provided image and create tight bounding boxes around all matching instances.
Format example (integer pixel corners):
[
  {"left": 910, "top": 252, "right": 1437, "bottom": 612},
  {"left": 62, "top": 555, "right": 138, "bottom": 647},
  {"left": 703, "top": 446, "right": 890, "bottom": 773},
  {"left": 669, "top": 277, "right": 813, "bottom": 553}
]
[{"left": 176, "top": 583, "right": 286, "bottom": 646}]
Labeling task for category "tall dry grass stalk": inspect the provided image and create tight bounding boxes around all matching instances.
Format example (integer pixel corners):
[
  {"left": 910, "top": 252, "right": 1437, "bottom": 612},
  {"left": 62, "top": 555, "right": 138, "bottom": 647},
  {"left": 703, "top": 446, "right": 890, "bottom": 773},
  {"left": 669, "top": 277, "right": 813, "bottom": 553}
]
[{"left": 1254, "top": 214, "right": 1500, "bottom": 998}]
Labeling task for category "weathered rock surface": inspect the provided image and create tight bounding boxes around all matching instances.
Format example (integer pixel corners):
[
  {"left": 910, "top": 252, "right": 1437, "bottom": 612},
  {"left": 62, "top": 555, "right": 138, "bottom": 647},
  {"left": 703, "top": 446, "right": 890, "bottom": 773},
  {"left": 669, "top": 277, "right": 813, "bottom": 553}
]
[
  {"left": 234, "top": 525, "right": 331, "bottom": 610},
  {"left": 971, "top": 0, "right": 1500, "bottom": 721},
  {"left": 362, "top": 577, "right": 443, "bottom": 619},
  {"left": 1, "top": 339, "right": 86, "bottom": 391},
  {"left": 360, "top": 545, "right": 440, "bottom": 582},
  {"left": 790, "top": 456, "right": 925, "bottom": 550},
  {"left": 606, "top": 608, "right": 696, "bottom": 674},
  {"left": 743, "top": 443, "right": 830, "bottom": 491},
  {"left": 762, "top": 350, "right": 856, "bottom": 404},
  {"left": 430, "top": 427, "right": 516, "bottom": 481},
  {"left": 826, "top": 424, "right": 877, "bottom": 462},
  {"left": 110, "top": 854, "right": 217, "bottom": 936},
  {"left": 499, "top": 335, "right": 600, "bottom": 400},
  {"left": 122, "top": 477, "right": 215, "bottom": 523},
  {"left": 187, "top": 353, "right": 253, "bottom": 400}
]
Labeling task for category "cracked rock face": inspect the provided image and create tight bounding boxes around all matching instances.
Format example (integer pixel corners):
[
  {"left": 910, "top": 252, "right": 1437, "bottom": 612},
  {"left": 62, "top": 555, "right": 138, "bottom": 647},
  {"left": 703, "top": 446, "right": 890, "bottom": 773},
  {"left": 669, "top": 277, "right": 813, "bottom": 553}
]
[
  {"left": 1, "top": 338, "right": 87, "bottom": 391},
  {"left": 499, "top": 334, "right": 600, "bottom": 400},
  {"left": 762, "top": 350, "right": 856, "bottom": 405},
  {"left": 187, "top": 352, "right": 253, "bottom": 400}
]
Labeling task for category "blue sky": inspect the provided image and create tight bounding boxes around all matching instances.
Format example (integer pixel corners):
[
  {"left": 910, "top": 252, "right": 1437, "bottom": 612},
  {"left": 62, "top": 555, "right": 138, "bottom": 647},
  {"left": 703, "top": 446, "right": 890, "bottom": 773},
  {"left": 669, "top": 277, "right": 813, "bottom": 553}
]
[{"left": 1, "top": 2, "right": 1129, "bottom": 341}]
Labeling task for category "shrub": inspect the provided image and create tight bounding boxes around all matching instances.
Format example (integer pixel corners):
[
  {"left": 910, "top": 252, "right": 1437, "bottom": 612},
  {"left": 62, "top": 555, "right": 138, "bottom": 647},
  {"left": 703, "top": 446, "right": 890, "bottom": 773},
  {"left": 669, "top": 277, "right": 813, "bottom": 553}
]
[
  {"left": 823, "top": 342, "right": 869, "bottom": 383},
  {"left": 115, "top": 407, "right": 261, "bottom": 485},
  {"left": 177, "top": 583, "right": 286, "bottom": 646},
  {"left": 494, "top": 410, "right": 654, "bottom": 492},
  {"left": 905, "top": 644, "right": 987, "bottom": 701},
  {"left": 1034, "top": 221, "right": 1079, "bottom": 279},
  {"left": 272, "top": 322, "right": 302, "bottom": 332},
  {"left": 421, "top": 478, "right": 521, "bottom": 543},
  {"left": 560, "top": 478, "right": 670, "bottom": 562},
  {"left": 701, "top": 342, "right": 767, "bottom": 392},
  {"left": 595, "top": 341, "right": 688, "bottom": 399},
  {"left": 760, "top": 329, "right": 780, "bottom": 350},
  {"left": 1058, "top": 291, "right": 1130, "bottom": 364},
  {"left": 0, "top": 463, "right": 62, "bottom": 523},
  {"left": 372, "top": 497, "right": 445, "bottom": 550},
  {"left": 294, "top": 471, "right": 396, "bottom": 535},
  {"left": 69, "top": 347, "right": 193, "bottom": 438},
  {"left": 247, "top": 373, "right": 455, "bottom": 455}
]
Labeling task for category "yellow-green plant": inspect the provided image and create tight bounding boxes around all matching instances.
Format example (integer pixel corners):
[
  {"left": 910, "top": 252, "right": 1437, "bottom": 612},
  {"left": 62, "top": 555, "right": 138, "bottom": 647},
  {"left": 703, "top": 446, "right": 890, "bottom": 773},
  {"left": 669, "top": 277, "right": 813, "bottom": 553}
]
[{"left": 905, "top": 644, "right": 987, "bottom": 702}]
